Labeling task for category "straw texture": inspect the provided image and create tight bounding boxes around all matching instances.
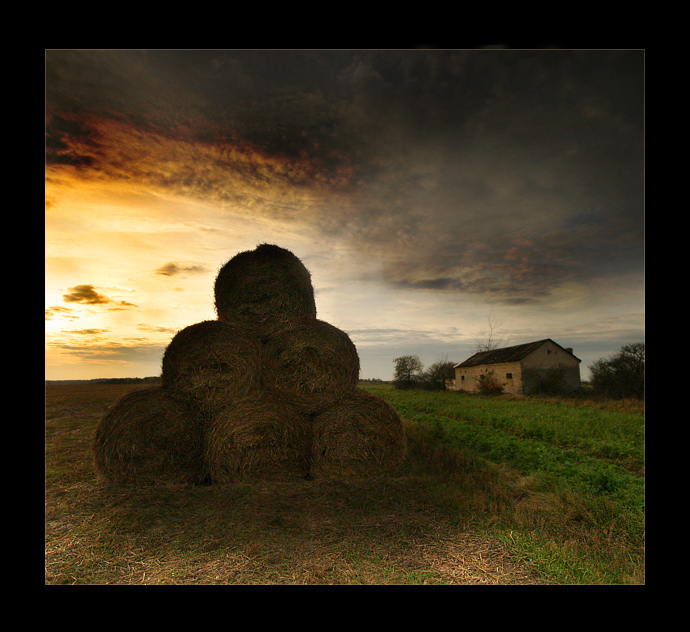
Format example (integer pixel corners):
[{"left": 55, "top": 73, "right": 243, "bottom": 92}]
[
  {"left": 311, "top": 388, "right": 407, "bottom": 478},
  {"left": 262, "top": 319, "right": 360, "bottom": 414},
  {"left": 93, "top": 387, "right": 204, "bottom": 485},
  {"left": 94, "top": 243, "right": 406, "bottom": 485}
]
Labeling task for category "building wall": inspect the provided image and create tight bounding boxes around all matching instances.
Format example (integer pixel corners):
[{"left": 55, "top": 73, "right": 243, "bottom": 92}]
[
  {"left": 449, "top": 361, "right": 524, "bottom": 395},
  {"left": 448, "top": 341, "right": 581, "bottom": 395},
  {"left": 521, "top": 340, "right": 581, "bottom": 393}
]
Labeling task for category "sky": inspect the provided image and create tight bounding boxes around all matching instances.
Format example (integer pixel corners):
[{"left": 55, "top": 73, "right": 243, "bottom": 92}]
[{"left": 45, "top": 49, "right": 645, "bottom": 381}]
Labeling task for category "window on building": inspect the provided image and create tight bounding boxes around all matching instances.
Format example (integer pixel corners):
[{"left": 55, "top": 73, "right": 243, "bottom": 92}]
[
  {"left": 506, "top": 373, "right": 513, "bottom": 379},
  {"left": 460, "top": 375, "right": 465, "bottom": 381}
]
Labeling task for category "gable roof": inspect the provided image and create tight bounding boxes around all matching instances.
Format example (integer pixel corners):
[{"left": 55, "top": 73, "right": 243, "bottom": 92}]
[{"left": 454, "top": 339, "right": 580, "bottom": 368}]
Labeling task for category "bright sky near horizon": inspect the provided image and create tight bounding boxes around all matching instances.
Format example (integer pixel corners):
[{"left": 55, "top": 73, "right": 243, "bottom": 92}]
[{"left": 45, "top": 49, "right": 644, "bottom": 381}]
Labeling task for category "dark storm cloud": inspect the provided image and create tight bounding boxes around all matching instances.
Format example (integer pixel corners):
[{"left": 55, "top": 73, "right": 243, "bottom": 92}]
[
  {"left": 319, "top": 50, "right": 644, "bottom": 303},
  {"left": 45, "top": 113, "right": 99, "bottom": 167},
  {"left": 45, "top": 49, "right": 643, "bottom": 171},
  {"left": 45, "top": 50, "right": 489, "bottom": 168},
  {"left": 46, "top": 49, "right": 644, "bottom": 305}
]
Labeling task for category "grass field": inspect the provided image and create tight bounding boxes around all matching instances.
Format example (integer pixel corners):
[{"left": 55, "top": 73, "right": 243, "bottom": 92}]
[{"left": 44, "top": 382, "right": 644, "bottom": 584}]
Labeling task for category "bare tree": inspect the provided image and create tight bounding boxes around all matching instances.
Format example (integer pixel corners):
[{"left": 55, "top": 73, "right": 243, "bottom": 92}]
[{"left": 473, "top": 312, "right": 507, "bottom": 352}]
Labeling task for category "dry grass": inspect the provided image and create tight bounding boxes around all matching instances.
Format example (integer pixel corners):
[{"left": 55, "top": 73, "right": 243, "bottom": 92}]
[
  {"left": 45, "top": 478, "right": 546, "bottom": 585},
  {"left": 46, "top": 383, "right": 550, "bottom": 585}
]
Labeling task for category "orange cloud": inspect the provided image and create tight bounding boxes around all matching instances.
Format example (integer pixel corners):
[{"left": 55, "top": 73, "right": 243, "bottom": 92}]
[{"left": 45, "top": 115, "right": 359, "bottom": 223}]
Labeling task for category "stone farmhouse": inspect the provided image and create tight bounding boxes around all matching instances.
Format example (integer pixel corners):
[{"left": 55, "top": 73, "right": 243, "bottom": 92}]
[{"left": 447, "top": 339, "right": 581, "bottom": 395}]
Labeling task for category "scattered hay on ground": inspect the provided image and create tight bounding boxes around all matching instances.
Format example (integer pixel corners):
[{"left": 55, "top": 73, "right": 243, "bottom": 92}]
[
  {"left": 312, "top": 388, "right": 407, "bottom": 479},
  {"left": 214, "top": 243, "right": 317, "bottom": 338},
  {"left": 262, "top": 319, "right": 360, "bottom": 414},
  {"left": 161, "top": 319, "right": 263, "bottom": 411},
  {"left": 93, "top": 387, "right": 204, "bottom": 485},
  {"left": 204, "top": 395, "right": 313, "bottom": 483}
]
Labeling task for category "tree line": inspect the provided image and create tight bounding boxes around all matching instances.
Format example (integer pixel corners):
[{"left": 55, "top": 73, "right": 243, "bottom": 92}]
[
  {"left": 588, "top": 342, "right": 644, "bottom": 399},
  {"left": 392, "top": 356, "right": 456, "bottom": 391}
]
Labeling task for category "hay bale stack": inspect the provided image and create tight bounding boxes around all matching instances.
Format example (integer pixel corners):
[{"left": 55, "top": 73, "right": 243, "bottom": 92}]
[
  {"left": 93, "top": 387, "right": 204, "bottom": 485},
  {"left": 214, "top": 243, "right": 317, "bottom": 338},
  {"left": 262, "top": 319, "right": 360, "bottom": 415},
  {"left": 311, "top": 388, "right": 407, "bottom": 478},
  {"left": 204, "top": 395, "right": 312, "bottom": 483},
  {"left": 94, "top": 243, "right": 406, "bottom": 486},
  {"left": 161, "top": 319, "right": 263, "bottom": 412}
]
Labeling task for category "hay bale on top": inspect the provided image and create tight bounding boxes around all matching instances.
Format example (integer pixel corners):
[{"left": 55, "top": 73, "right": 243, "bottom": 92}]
[
  {"left": 311, "top": 388, "right": 406, "bottom": 478},
  {"left": 204, "top": 395, "right": 312, "bottom": 483},
  {"left": 262, "top": 319, "right": 360, "bottom": 414},
  {"left": 214, "top": 243, "right": 317, "bottom": 337},
  {"left": 161, "top": 319, "right": 263, "bottom": 411},
  {"left": 93, "top": 386, "right": 204, "bottom": 485}
]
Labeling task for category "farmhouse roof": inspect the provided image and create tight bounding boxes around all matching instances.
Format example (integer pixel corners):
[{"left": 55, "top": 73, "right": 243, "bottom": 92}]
[{"left": 454, "top": 339, "right": 581, "bottom": 368}]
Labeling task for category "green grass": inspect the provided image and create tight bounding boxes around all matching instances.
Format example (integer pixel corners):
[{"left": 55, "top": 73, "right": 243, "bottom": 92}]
[
  {"left": 362, "top": 384, "right": 645, "bottom": 584},
  {"left": 45, "top": 382, "right": 644, "bottom": 584}
]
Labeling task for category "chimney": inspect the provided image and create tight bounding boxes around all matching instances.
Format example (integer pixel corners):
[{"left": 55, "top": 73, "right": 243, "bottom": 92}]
[{"left": 565, "top": 347, "right": 573, "bottom": 355}]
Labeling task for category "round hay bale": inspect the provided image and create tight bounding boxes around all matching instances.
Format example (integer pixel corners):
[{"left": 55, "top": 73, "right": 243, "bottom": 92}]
[
  {"left": 161, "top": 319, "right": 263, "bottom": 411},
  {"left": 204, "top": 395, "right": 312, "bottom": 483},
  {"left": 311, "top": 388, "right": 407, "bottom": 478},
  {"left": 93, "top": 386, "right": 204, "bottom": 485},
  {"left": 214, "top": 243, "right": 317, "bottom": 337},
  {"left": 262, "top": 319, "right": 360, "bottom": 414}
]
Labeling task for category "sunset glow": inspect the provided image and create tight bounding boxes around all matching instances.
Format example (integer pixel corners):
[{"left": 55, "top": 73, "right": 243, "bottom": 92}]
[{"left": 45, "top": 49, "right": 644, "bottom": 381}]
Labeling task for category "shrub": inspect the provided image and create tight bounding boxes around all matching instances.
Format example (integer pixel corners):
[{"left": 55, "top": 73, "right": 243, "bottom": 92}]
[
  {"left": 523, "top": 368, "right": 568, "bottom": 395},
  {"left": 476, "top": 369, "right": 504, "bottom": 395},
  {"left": 589, "top": 343, "right": 644, "bottom": 399},
  {"left": 421, "top": 360, "right": 457, "bottom": 391}
]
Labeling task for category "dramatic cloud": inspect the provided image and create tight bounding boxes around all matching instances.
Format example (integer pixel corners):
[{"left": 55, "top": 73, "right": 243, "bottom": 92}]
[
  {"left": 44, "top": 116, "right": 356, "bottom": 244},
  {"left": 46, "top": 50, "right": 643, "bottom": 308},
  {"left": 45, "top": 49, "right": 644, "bottom": 380}
]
